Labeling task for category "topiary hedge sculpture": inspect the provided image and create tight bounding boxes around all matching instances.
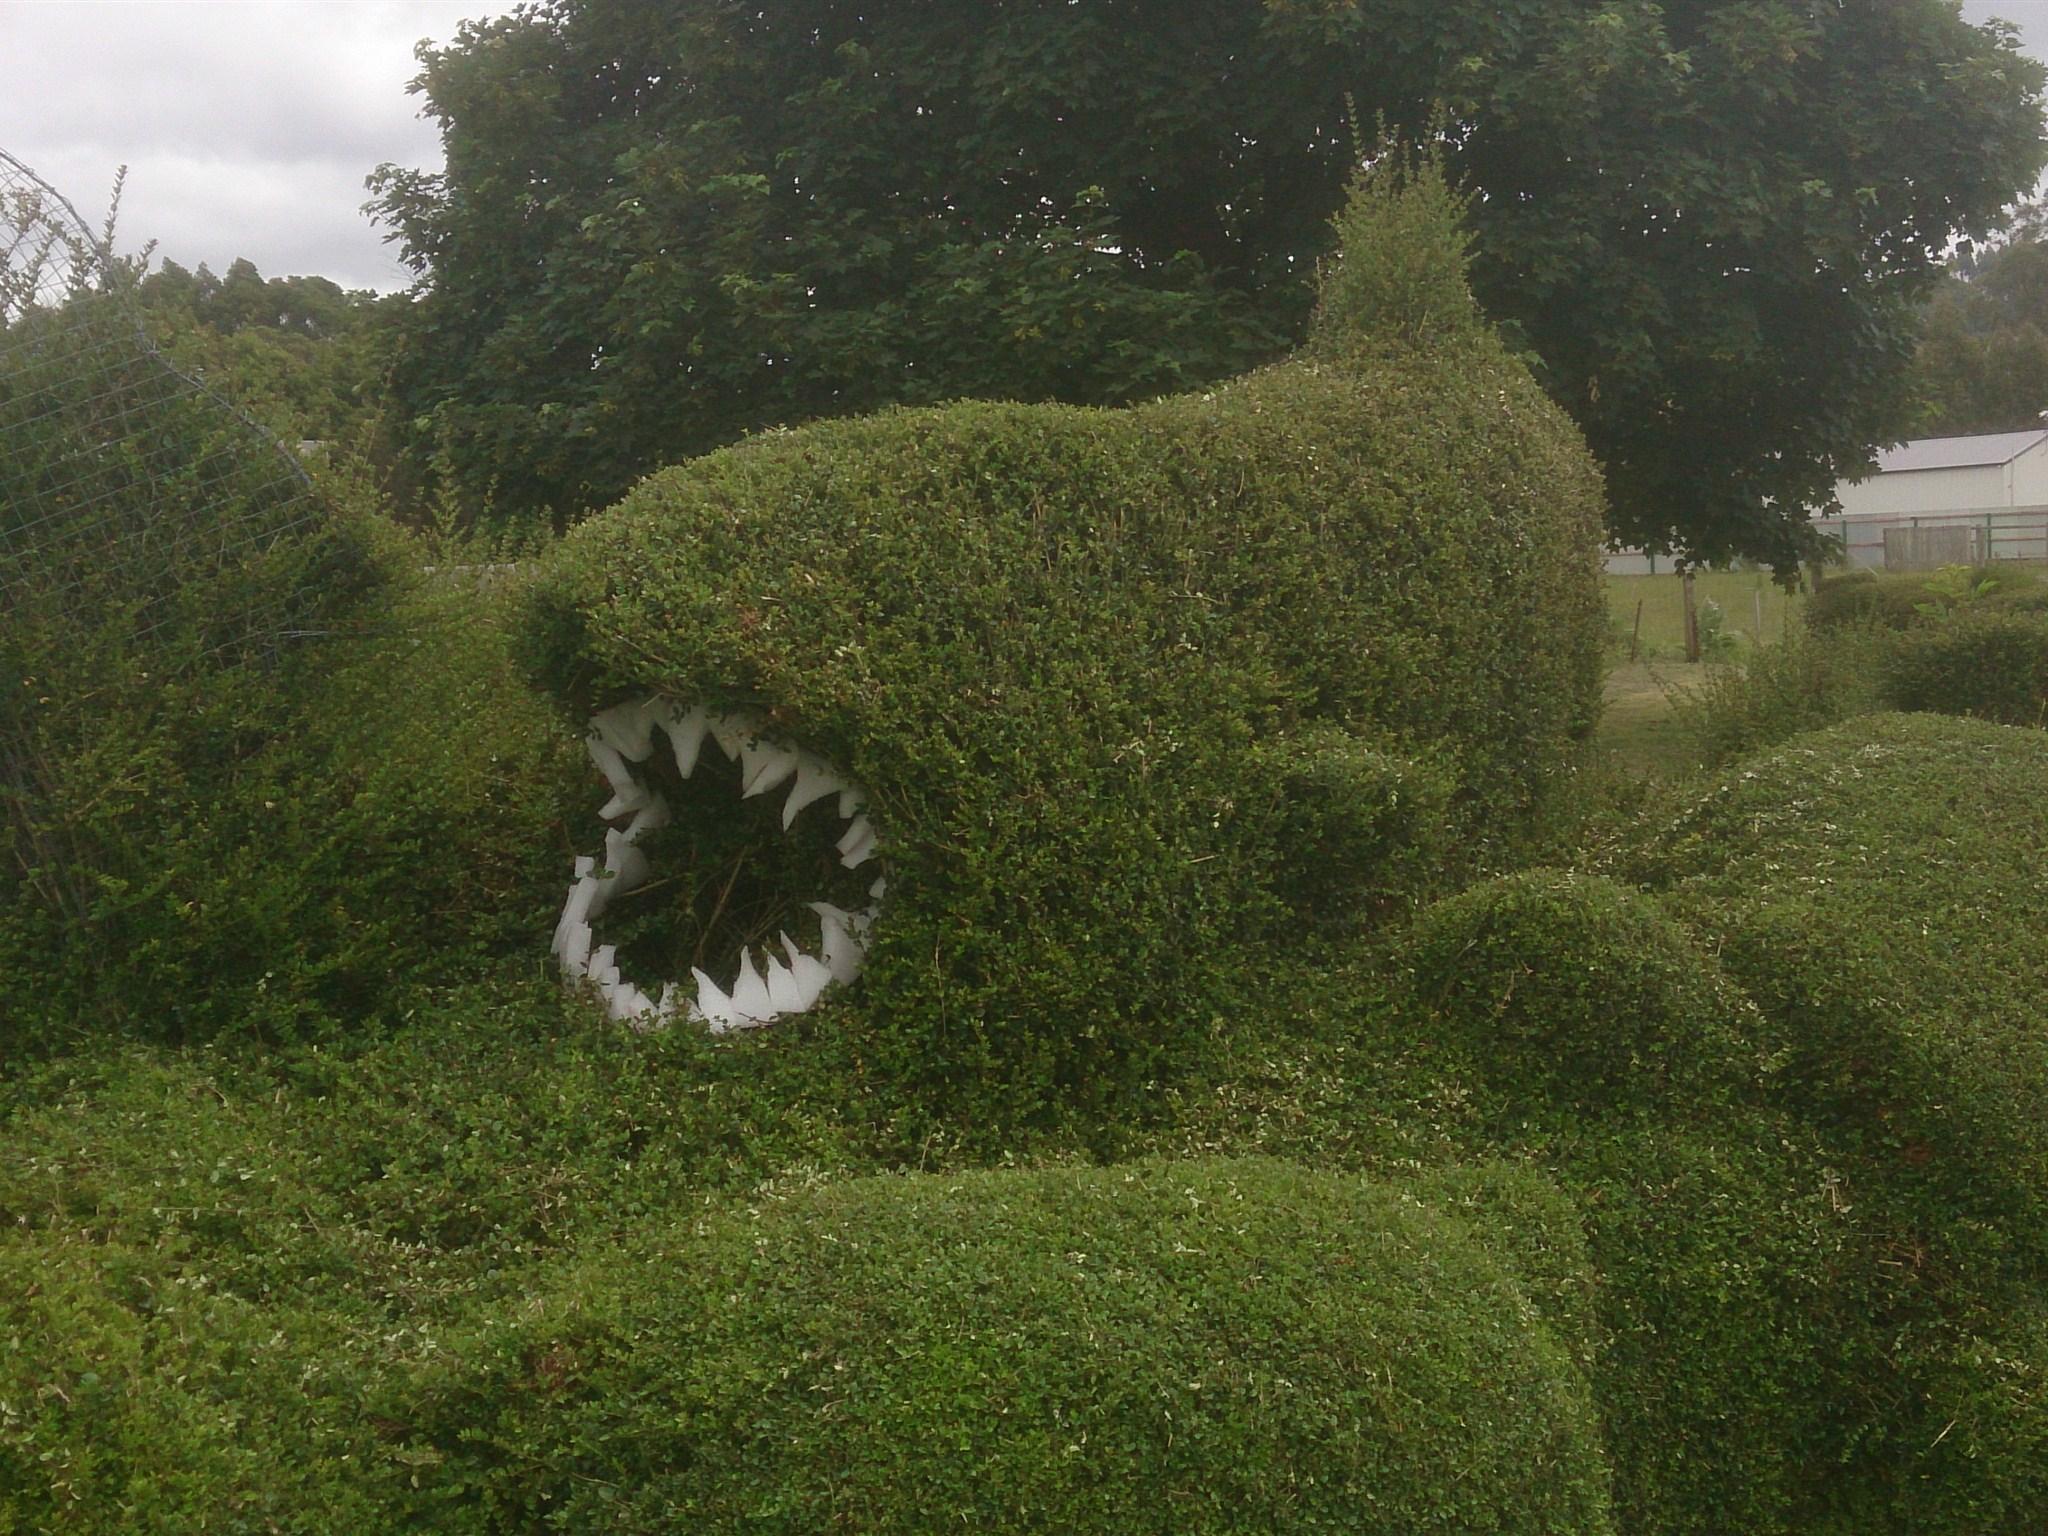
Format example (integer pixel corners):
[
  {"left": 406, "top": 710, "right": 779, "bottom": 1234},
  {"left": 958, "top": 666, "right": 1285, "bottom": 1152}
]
[
  {"left": 457, "top": 1159, "right": 1618, "bottom": 1535},
  {"left": 523, "top": 152, "right": 1607, "bottom": 1120}
]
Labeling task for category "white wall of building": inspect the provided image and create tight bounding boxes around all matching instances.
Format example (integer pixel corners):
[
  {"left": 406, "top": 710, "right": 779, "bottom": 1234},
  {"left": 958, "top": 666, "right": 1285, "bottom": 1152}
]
[{"left": 1835, "top": 463, "right": 2007, "bottom": 518}]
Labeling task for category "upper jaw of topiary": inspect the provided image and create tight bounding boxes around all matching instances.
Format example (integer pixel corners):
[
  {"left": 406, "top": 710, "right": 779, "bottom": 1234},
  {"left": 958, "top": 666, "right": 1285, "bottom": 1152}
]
[{"left": 551, "top": 696, "right": 884, "bottom": 1032}]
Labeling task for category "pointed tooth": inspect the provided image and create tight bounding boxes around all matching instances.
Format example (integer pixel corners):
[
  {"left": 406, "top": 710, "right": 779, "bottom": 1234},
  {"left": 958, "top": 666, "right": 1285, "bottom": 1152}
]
[
  {"left": 730, "top": 946, "right": 775, "bottom": 1022},
  {"left": 692, "top": 967, "right": 740, "bottom": 1032},
  {"left": 588, "top": 944, "right": 618, "bottom": 987},
  {"left": 809, "top": 901, "right": 867, "bottom": 984},
  {"left": 587, "top": 735, "right": 637, "bottom": 797},
  {"left": 561, "top": 918, "right": 594, "bottom": 975},
  {"left": 763, "top": 952, "right": 805, "bottom": 1013},
  {"left": 554, "top": 874, "right": 601, "bottom": 958},
  {"left": 739, "top": 738, "right": 799, "bottom": 799},
  {"left": 780, "top": 756, "right": 847, "bottom": 829},
  {"left": 604, "top": 827, "right": 650, "bottom": 895},
  {"left": 606, "top": 982, "right": 656, "bottom": 1025},
  {"left": 591, "top": 699, "right": 658, "bottom": 761},
  {"left": 780, "top": 932, "right": 834, "bottom": 1005},
  {"left": 708, "top": 712, "right": 754, "bottom": 761},
  {"left": 599, "top": 781, "right": 652, "bottom": 821},
  {"left": 624, "top": 793, "right": 671, "bottom": 841},
  {"left": 869, "top": 876, "right": 887, "bottom": 902},
  {"left": 665, "top": 703, "right": 709, "bottom": 779},
  {"left": 837, "top": 787, "right": 866, "bottom": 818},
  {"left": 836, "top": 815, "right": 877, "bottom": 868}
]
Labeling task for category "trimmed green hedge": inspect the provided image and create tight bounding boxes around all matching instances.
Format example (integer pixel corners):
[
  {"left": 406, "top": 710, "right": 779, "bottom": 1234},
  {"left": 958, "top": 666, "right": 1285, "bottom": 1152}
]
[
  {"left": 1623, "top": 713, "right": 2048, "bottom": 1533},
  {"left": 1805, "top": 565, "right": 2045, "bottom": 632},
  {"left": 0, "top": 564, "right": 584, "bottom": 1051},
  {"left": 439, "top": 1159, "right": 1615, "bottom": 1534},
  {"left": 1396, "top": 871, "right": 1835, "bottom": 1535},
  {"left": 522, "top": 157, "right": 1606, "bottom": 1124},
  {"left": 1882, "top": 609, "right": 2048, "bottom": 725}
]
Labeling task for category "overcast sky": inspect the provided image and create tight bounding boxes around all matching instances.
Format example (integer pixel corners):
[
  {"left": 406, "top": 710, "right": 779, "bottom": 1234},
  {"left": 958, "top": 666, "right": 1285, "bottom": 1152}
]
[{"left": 1, "top": 0, "right": 2046, "bottom": 294}]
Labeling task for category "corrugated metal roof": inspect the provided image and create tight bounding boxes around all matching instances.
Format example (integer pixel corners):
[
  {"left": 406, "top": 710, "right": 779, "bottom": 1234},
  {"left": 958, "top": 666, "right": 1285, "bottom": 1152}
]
[{"left": 1874, "top": 429, "right": 2048, "bottom": 473}]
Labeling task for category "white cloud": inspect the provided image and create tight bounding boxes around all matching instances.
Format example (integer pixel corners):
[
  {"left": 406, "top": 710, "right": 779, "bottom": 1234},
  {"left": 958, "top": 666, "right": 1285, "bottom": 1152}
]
[{"left": 0, "top": 0, "right": 491, "bottom": 290}]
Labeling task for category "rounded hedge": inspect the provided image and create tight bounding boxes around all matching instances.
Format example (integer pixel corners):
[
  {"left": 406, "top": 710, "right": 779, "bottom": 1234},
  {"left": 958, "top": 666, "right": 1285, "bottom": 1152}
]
[
  {"left": 1624, "top": 713, "right": 2048, "bottom": 1532},
  {"left": 521, "top": 159, "right": 1606, "bottom": 1122},
  {"left": 456, "top": 1158, "right": 1615, "bottom": 1534}
]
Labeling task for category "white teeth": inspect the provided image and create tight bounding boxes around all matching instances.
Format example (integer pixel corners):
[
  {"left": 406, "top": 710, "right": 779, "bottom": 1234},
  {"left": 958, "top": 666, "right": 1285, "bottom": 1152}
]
[
  {"left": 810, "top": 901, "right": 868, "bottom": 984},
  {"left": 561, "top": 919, "right": 594, "bottom": 975},
  {"left": 587, "top": 736, "right": 637, "bottom": 798},
  {"left": 665, "top": 703, "right": 709, "bottom": 779},
  {"left": 763, "top": 950, "right": 806, "bottom": 1013},
  {"left": 780, "top": 932, "right": 835, "bottom": 1006},
  {"left": 604, "top": 826, "right": 651, "bottom": 895},
  {"left": 708, "top": 712, "right": 755, "bottom": 761},
  {"left": 836, "top": 815, "right": 878, "bottom": 869},
  {"left": 591, "top": 699, "right": 659, "bottom": 762},
  {"left": 599, "top": 781, "right": 653, "bottom": 821},
  {"left": 624, "top": 795, "right": 671, "bottom": 840},
  {"left": 781, "top": 756, "right": 848, "bottom": 829},
  {"left": 730, "top": 947, "right": 776, "bottom": 1022},
  {"left": 869, "top": 876, "right": 887, "bottom": 902},
  {"left": 739, "top": 738, "right": 800, "bottom": 799},
  {"left": 562, "top": 697, "right": 885, "bottom": 1032},
  {"left": 691, "top": 966, "right": 742, "bottom": 1033}
]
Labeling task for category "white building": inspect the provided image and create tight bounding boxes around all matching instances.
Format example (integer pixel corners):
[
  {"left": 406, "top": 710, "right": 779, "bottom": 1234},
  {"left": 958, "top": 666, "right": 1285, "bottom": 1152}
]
[{"left": 1818, "top": 429, "right": 2048, "bottom": 569}]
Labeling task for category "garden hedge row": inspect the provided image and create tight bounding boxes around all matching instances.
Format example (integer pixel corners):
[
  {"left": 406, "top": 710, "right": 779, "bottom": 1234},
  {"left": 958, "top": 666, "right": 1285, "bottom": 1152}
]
[
  {"left": 436, "top": 1159, "right": 1616, "bottom": 1534},
  {"left": 0, "top": 566, "right": 584, "bottom": 1051},
  {"left": 521, "top": 158, "right": 1606, "bottom": 1123},
  {"left": 1621, "top": 713, "right": 2048, "bottom": 1533}
]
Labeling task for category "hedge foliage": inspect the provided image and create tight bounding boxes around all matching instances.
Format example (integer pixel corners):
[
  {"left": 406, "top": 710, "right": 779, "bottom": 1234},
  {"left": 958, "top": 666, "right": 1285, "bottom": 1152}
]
[
  {"left": 442, "top": 1159, "right": 1615, "bottom": 1534},
  {"left": 0, "top": 561, "right": 585, "bottom": 1052},
  {"left": 1621, "top": 713, "right": 2048, "bottom": 1533},
  {"left": 522, "top": 155, "right": 1606, "bottom": 1123},
  {"left": 1396, "top": 871, "right": 1836, "bottom": 1535}
]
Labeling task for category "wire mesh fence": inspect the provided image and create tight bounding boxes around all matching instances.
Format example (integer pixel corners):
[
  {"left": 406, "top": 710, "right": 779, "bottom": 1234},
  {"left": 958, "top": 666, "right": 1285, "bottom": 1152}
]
[
  {"left": 2, "top": 149, "right": 372, "bottom": 940},
  {"left": 0, "top": 148, "right": 339, "bottom": 655}
]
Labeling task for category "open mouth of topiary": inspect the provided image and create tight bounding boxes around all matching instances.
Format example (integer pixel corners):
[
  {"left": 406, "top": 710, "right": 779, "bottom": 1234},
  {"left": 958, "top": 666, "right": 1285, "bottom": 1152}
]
[{"left": 551, "top": 697, "right": 884, "bottom": 1031}]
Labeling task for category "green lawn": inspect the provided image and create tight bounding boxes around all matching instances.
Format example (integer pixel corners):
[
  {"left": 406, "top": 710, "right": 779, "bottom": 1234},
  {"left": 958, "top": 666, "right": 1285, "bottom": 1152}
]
[{"left": 1606, "top": 569, "right": 1806, "bottom": 661}]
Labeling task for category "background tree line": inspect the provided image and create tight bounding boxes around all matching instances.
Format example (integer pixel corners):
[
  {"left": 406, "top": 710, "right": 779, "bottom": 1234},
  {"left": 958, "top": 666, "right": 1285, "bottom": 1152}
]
[{"left": 112, "top": 1, "right": 2048, "bottom": 571}]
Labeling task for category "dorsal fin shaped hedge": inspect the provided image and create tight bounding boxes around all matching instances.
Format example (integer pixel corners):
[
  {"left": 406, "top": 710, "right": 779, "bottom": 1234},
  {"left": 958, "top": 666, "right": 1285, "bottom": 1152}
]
[{"left": 1307, "top": 144, "right": 1488, "bottom": 365}]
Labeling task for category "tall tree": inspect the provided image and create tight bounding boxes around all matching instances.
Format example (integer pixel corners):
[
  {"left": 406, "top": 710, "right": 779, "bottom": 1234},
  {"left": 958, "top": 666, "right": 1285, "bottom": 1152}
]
[
  {"left": 1912, "top": 204, "right": 2048, "bottom": 438},
  {"left": 370, "top": 0, "right": 2046, "bottom": 571}
]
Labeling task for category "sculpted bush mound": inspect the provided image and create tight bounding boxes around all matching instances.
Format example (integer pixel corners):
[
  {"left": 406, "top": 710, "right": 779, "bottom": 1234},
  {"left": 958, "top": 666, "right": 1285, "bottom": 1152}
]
[{"left": 522, "top": 157, "right": 1606, "bottom": 1120}]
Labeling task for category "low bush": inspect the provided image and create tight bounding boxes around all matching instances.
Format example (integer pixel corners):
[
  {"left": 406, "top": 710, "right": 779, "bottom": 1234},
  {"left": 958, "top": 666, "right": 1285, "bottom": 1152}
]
[
  {"left": 1881, "top": 609, "right": 2048, "bottom": 725},
  {"left": 440, "top": 1159, "right": 1616, "bottom": 1534},
  {"left": 1680, "top": 621, "right": 1891, "bottom": 767},
  {"left": 1395, "top": 870, "right": 1837, "bottom": 1535},
  {"left": 0, "top": 562, "right": 584, "bottom": 1053},
  {"left": 520, "top": 153, "right": 1606, "bottom": 1129},
  {"left": 1805, "top": 565, "right": 2043, "bottom": 632},
  {"left": 1623, "top": 713, "right": 2048, "bottom": 1532}
]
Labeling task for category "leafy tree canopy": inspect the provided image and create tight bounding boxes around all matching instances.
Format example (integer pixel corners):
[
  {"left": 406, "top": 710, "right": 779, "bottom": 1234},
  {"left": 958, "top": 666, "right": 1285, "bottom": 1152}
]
[
  {"left": 137, "top": 257, "right": 403, "bottom": 456},
  {"left": 370, "top": 0, "right": 2046, "bottom": 571},
  {"left": 1911, "top": 203, "right": 2048, "bottom": 439}
]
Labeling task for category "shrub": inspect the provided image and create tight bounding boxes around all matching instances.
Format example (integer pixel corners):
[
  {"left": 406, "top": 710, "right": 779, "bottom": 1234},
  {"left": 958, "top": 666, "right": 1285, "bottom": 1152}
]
[
  {"left": 442, "top": 1159, "right": 1616, "bottom": 1534},
  {"left": 1806, "top": 564, "right": 2043, "bottom": 633},
  {"left": 1680, "top": 621, "right": 1890, "bottom": 767},
  {"left": 520, "top": 153, "right": 1606, "bottom": 1127},
  {"left": 1396, "top": 870, "right": 1838, "bottom": 1535},
  {"left": 1880, "top": 609, "right": 2048, "bottom": 725},
  {"left": 1623, "top": 713, "right": 2048, "bottom": 1532},
  {"left": 0, "top": 562, "right": 585, "bottom": 1051}
]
